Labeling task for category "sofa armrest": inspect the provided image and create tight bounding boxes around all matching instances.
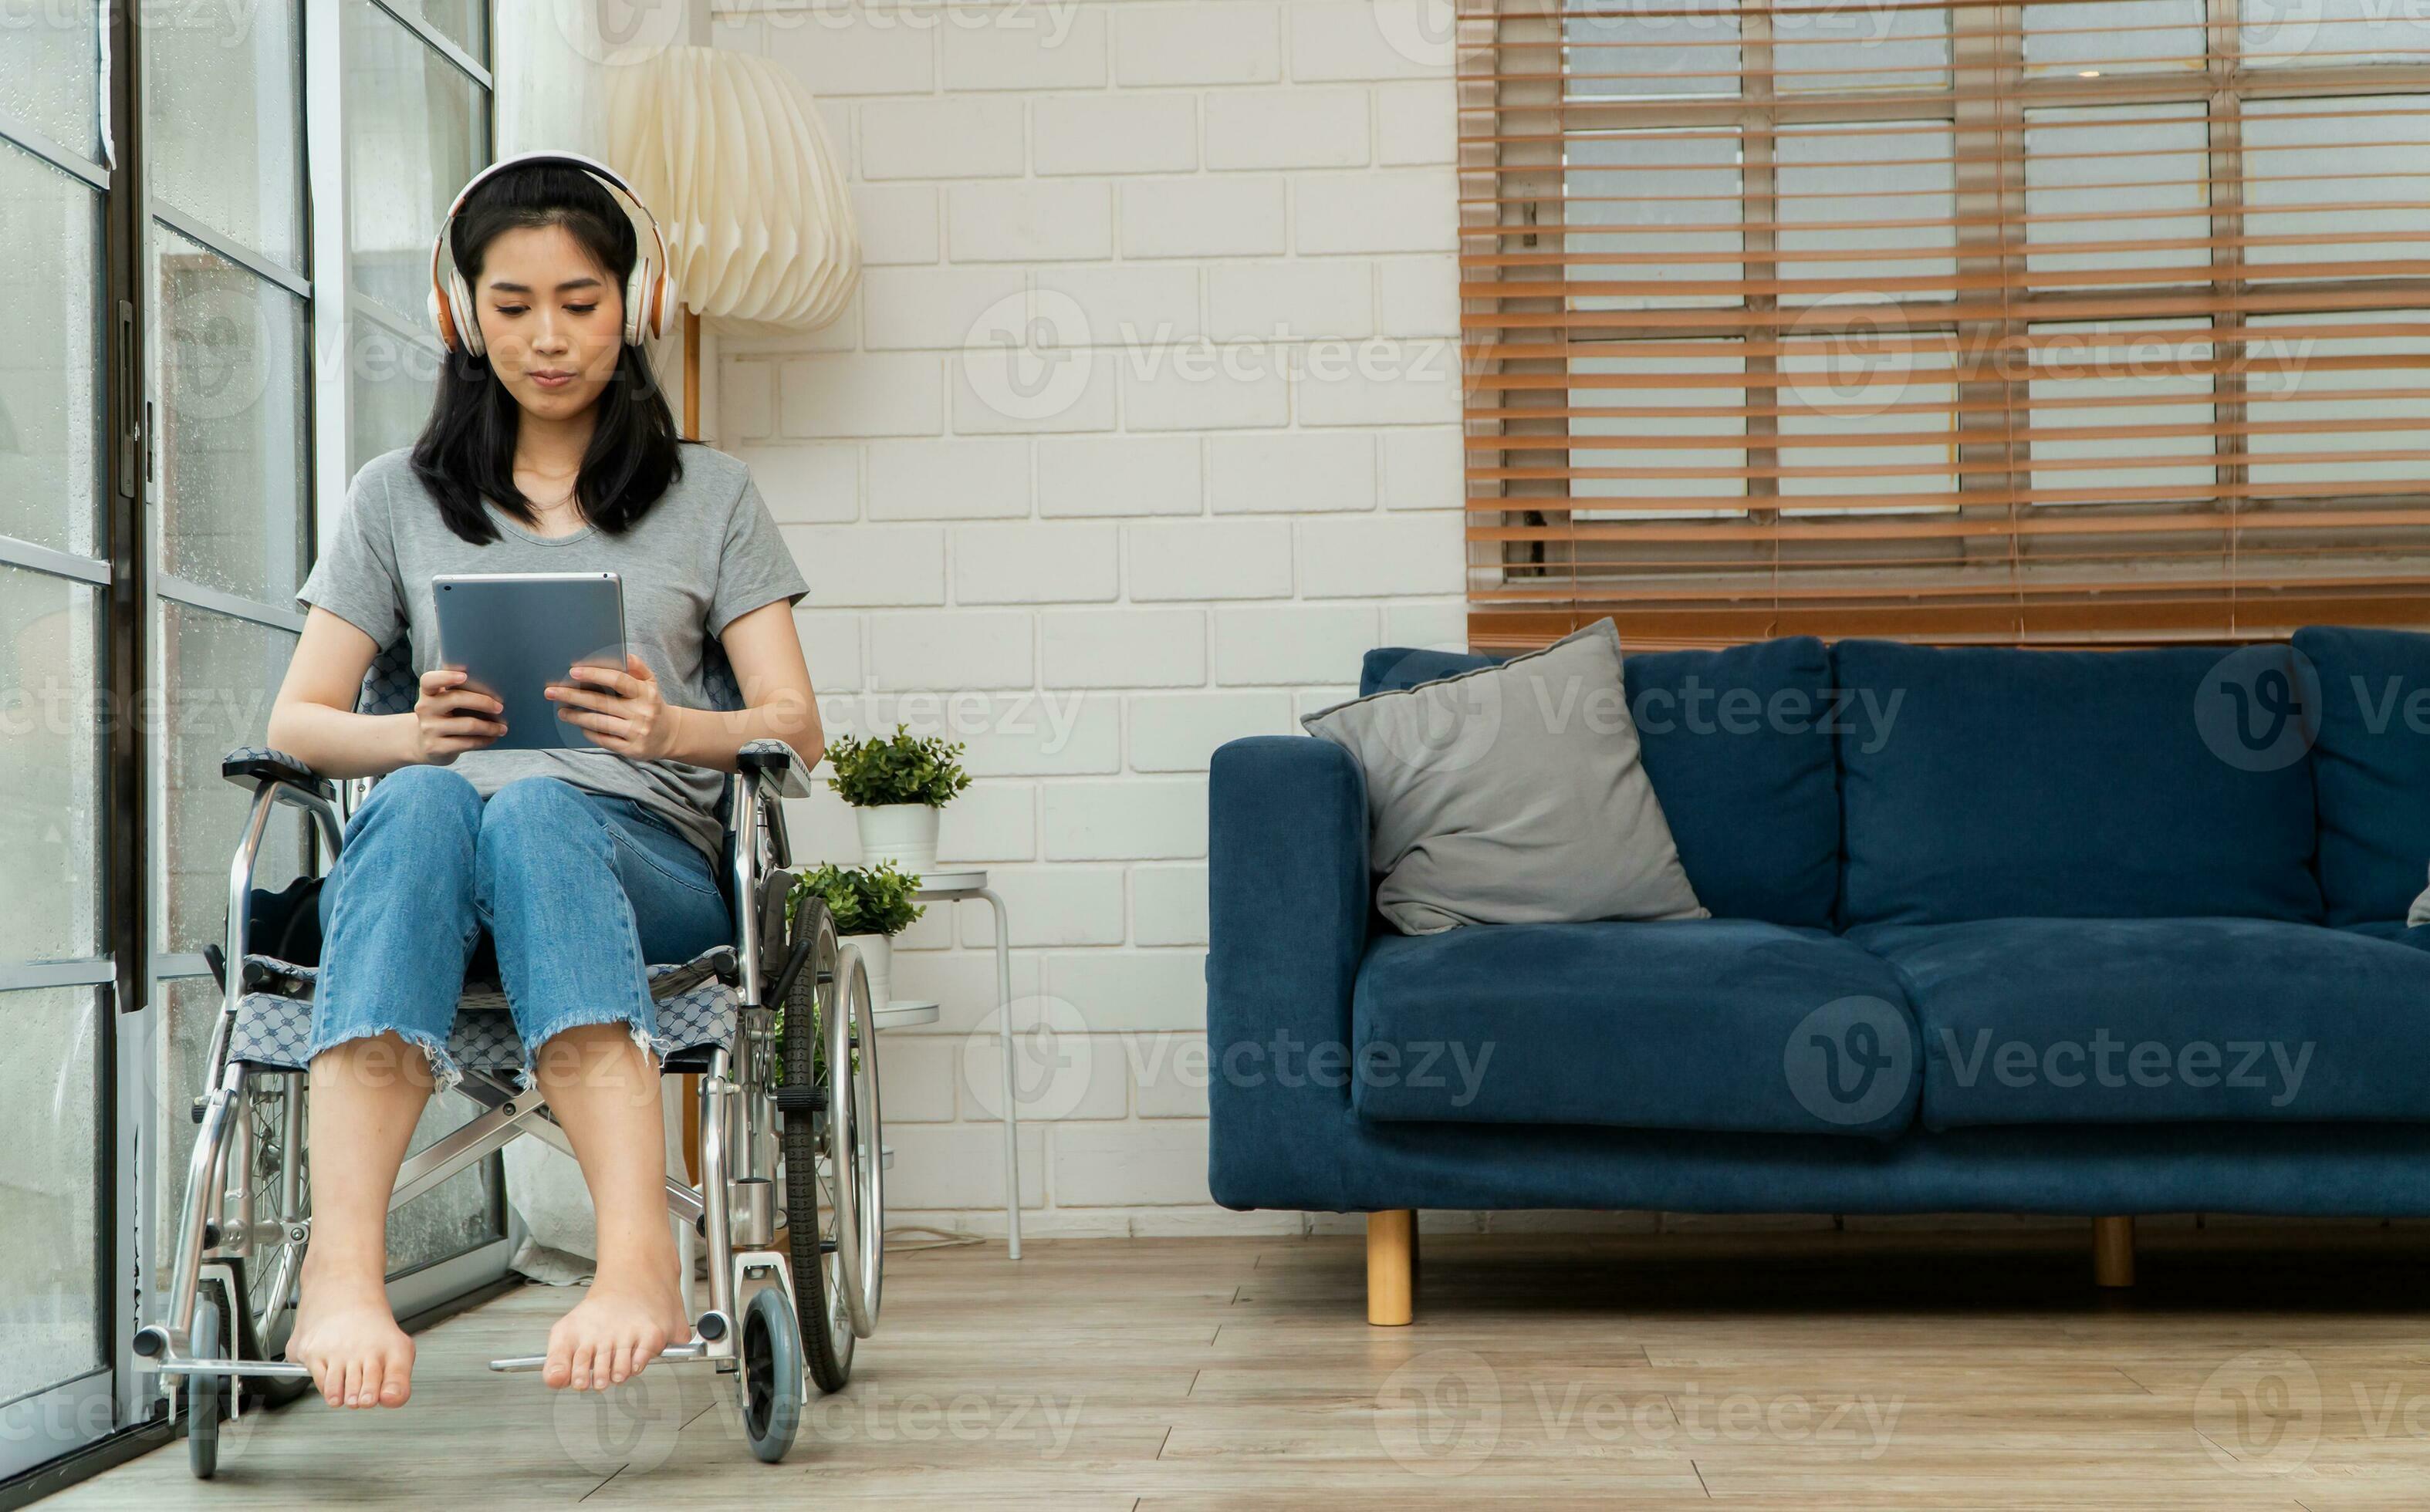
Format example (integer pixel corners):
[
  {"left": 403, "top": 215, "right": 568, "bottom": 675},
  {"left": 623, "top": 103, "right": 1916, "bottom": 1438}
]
[{"left": 1205, "top": 735, "right": 1371, "bottom": 1210}]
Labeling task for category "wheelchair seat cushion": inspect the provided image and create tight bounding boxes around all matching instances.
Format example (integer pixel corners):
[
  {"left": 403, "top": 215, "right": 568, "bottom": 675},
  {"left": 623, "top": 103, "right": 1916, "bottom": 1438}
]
[{"left": 226, "top": 943, "right": 743, "bottom": 1075}]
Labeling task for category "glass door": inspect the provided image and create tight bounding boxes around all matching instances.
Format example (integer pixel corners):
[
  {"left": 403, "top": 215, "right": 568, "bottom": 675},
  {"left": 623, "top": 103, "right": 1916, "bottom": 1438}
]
[
  {"left": 0, "top": 0, "right": 118, "bottom": 1477},
  {"left": 142, "top": 7, "right": 319, "bottom": 1334}
]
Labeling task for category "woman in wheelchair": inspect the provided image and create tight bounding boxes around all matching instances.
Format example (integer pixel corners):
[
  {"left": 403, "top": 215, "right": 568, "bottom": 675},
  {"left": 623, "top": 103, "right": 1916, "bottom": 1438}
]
[{"left": 261, "top": 154, "right": 820, "bottom": 1412}]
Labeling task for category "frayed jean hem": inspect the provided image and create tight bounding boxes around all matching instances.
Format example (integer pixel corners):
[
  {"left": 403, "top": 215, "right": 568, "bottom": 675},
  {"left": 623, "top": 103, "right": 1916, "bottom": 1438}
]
[
  {"left": 302, "top": 1022, "right": 466, "bottom": 1096},
  {"left": 512, "top": 1001, "right": 676, "bottom": 1095}
]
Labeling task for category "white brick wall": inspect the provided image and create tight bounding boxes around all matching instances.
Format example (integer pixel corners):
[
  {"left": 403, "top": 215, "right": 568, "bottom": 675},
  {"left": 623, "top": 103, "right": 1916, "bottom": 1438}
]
[{"left": 711, "top": 0, "right": 1462, "bottom": 1238}]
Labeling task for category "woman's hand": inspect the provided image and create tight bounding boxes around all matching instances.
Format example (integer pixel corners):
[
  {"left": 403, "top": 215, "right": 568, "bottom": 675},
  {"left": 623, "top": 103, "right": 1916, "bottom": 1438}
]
[
  {"left": 547, "top": 654, "right": 679, "bottom": 760},
  {"left": 413, "top": 667, "right": 508, "bottom": 765}
]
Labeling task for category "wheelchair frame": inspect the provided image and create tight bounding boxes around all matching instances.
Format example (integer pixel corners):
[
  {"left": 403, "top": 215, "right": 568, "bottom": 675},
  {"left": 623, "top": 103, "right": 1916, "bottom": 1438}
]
[{"left": 133, "top": 741, "right": 884, "bottom": 1470}]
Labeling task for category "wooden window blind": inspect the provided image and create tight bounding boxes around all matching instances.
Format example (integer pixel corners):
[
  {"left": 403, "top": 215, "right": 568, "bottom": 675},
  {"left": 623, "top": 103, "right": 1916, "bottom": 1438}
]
[{"left": 1459, "top": 0, "right": 2430, "bottom": 650}]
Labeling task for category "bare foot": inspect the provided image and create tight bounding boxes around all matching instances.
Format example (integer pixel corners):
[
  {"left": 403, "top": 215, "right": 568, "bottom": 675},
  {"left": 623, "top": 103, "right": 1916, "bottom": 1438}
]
[
  {"left": 286, "top": 1256, "right": 415, "bottom": 1409},
  {"left": 543, "top": 1247, "right": 691, "bottom": 1391}
]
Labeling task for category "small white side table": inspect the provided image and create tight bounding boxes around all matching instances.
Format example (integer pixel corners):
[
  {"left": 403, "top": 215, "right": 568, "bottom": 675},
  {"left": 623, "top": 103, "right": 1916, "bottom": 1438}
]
[{"left": 910, "top": 869, "right": 1021, "bottom": 1260}]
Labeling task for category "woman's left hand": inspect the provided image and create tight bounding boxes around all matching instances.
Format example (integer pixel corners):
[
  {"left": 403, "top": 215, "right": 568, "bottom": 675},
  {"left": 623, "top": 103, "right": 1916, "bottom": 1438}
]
[{"left": 547, "top": 654, "right": 679, "bottom": 760}]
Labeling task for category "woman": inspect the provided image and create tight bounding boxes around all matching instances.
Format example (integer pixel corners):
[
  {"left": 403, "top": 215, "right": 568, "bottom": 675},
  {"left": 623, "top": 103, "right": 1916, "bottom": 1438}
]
[{"left": 265, "top": 154, "right": 820, "bottom": 1412}]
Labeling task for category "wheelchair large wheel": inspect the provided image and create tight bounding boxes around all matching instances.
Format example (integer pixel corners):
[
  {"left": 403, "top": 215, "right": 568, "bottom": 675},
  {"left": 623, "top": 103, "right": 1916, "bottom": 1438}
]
[
  {"left": 186, "top": 1290, "right": 222, "bottom": 1480},
  {"left": 775, "top": 897, "right": 883, "bottom": 1391},
  {"left": 738, "top": 1286, "right": 803, "bottom": 1463},
  {"left": 239, "top": 1071, "right": 311, "bottom": 1397},
  {"left": 825, "top": 942, "right": 884, "bottom": 1340}
]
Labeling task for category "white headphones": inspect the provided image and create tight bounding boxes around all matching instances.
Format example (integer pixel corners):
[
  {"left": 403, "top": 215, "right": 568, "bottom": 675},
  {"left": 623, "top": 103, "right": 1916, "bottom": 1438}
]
[{"left": 426, "top": 148, "right": 672, "bottom": 358}]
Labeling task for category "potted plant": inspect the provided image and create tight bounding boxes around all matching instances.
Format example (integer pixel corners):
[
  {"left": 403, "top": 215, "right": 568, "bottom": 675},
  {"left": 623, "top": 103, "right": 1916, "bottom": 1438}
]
[
  {"left": 824, "top": 723, "right": 972, "bottom": 873},
  {"left": 786, "top": 860, "right": 925, "bottom": 1009}
]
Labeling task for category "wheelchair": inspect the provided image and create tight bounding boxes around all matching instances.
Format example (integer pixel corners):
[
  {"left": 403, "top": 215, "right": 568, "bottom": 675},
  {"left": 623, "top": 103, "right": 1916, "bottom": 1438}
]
[{"left": 133, "top": 638, "right": 885, "bottom": 1474}]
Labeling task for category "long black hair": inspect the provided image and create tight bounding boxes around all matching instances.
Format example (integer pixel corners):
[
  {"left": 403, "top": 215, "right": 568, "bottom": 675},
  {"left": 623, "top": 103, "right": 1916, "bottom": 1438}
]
[{"left": 412, "top": 159, "right": 684, "bottom": 545}]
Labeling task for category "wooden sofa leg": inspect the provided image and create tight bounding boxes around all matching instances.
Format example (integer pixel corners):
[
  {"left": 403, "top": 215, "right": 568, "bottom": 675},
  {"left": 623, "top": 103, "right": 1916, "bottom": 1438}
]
[
  {"left": 2092, "top": 1216, "right": 2136, "bottom": 1288},
  {"left": 1367, "top": 1210, "right": 1415, "bottom": 1326}
]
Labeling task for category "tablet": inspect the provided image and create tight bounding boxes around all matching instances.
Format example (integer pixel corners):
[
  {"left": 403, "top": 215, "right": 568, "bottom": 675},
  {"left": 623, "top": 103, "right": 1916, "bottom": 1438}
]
[{"left": 432, "top": 572, "right": 627, "bottom": 754}]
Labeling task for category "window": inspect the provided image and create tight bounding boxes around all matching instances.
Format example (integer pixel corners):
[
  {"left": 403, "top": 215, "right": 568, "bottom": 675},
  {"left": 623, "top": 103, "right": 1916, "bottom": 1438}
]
[{"left": 1461, "top": 0, "right": 2430, "bottom": 647}]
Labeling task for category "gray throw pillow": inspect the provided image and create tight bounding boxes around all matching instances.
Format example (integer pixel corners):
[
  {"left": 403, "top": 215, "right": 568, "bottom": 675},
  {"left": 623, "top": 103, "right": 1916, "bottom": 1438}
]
[
  {"left": 1301, "top": 618, "right": 1708, "bottom": 934},
  {"left": 2410, "top": 865, "right": 2430, "bottom": 927}
]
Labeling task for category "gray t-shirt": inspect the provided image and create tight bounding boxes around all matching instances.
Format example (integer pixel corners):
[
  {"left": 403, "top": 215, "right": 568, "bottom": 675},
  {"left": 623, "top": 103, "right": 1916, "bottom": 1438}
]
[{"left": 296, "top": 443, "right": 810, "bottom": 863}]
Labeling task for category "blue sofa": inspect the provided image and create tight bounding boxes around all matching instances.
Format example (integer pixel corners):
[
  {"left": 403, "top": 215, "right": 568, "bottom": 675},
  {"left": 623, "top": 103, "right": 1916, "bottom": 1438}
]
[{"left": 1205, "top": 629, "right": 2430, "bottom": 1322}]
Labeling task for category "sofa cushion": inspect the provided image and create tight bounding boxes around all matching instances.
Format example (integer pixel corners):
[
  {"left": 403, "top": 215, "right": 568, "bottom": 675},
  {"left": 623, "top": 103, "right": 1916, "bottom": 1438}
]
[
  {"left": 2293, "top": 626, "right": 2430, "bottom": 926},
  {"left": 2344, "top": 920, "right": 2430, "bottom": 953},
  {"left": 1352, "top": 918, "right": 1920, "bottom": 1136},
  {"left": 1360, "top": 636, "right": 1840, "bottom": 928},
  {"left": 1833, "top": 640, "right": 2322, "bottom": 926},
  {"left": 1851, "top": 917, "right": 2430, "bottom": 1129},
  {"left": 1307, "top": 620, "right": 1706, "bottom": 934}
]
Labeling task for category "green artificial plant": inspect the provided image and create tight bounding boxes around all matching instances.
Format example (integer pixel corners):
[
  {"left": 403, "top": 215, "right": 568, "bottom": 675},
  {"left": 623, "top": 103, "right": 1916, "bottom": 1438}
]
[
  {"left": 784, "top": 859, "right": 928, "bottom": 940},
  {"left": 823, "top": 724, "right": 972, "bottom": 808}
]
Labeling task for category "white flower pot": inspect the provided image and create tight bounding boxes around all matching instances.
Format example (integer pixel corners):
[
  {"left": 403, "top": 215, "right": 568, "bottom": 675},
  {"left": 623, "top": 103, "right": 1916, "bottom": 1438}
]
[
  {"left": 840, "top": 932, "right": 894, "bottom": 1010},
  {"left": 856, "top": 802, "right": 940, "bottom": 876}
]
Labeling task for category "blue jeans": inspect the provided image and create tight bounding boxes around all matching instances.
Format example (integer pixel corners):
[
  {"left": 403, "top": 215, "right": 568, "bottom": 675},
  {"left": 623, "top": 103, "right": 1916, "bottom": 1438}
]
[{"left": 307, "top": 765, "right": 732, "bottom": 1090}]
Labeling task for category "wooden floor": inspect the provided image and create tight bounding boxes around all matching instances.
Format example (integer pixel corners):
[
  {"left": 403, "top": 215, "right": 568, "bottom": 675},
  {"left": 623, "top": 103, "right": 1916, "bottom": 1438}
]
[{"left": 50, "top": 1227, "right": 2430, "bottom": 1508}]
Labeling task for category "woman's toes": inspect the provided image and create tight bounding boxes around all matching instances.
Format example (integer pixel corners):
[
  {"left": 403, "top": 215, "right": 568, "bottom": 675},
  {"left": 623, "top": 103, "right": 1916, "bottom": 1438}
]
[{"left": 377, "top": 1347, "right": 414, "bottom": 1407}]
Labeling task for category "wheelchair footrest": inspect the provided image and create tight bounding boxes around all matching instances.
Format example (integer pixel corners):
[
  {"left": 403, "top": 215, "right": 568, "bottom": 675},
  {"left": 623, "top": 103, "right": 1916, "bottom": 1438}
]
[
  {"left": 488, "top": 1312, "right": 732, "bottom": 1373},
  {"left": 152, "top": 1356, "right": 315, "bottom": 1382}
]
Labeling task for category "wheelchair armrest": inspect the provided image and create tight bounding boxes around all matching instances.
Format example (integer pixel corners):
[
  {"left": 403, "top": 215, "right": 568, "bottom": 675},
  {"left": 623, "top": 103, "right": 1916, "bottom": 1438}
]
[
  {"left": 221, "top": 747, "right": 334, "bottom": 802},
  {"left": 735, "top": 739, "right": 810, "bottom": 799}
]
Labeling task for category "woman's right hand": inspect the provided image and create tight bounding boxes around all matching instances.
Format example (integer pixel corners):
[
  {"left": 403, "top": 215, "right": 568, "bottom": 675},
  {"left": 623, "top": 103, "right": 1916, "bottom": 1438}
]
[{"left": 413, "top": 668, "right": 508, "bottom": 764}]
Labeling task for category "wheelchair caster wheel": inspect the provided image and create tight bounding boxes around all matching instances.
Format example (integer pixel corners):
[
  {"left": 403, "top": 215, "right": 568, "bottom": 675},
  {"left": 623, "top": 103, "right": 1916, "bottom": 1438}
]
[
  {"left": 739, "top": 1288, "right": 802, "bottom": 1463},
  {"left": 187, "top": 1296, "right": 222, "bottom": 1480}
]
